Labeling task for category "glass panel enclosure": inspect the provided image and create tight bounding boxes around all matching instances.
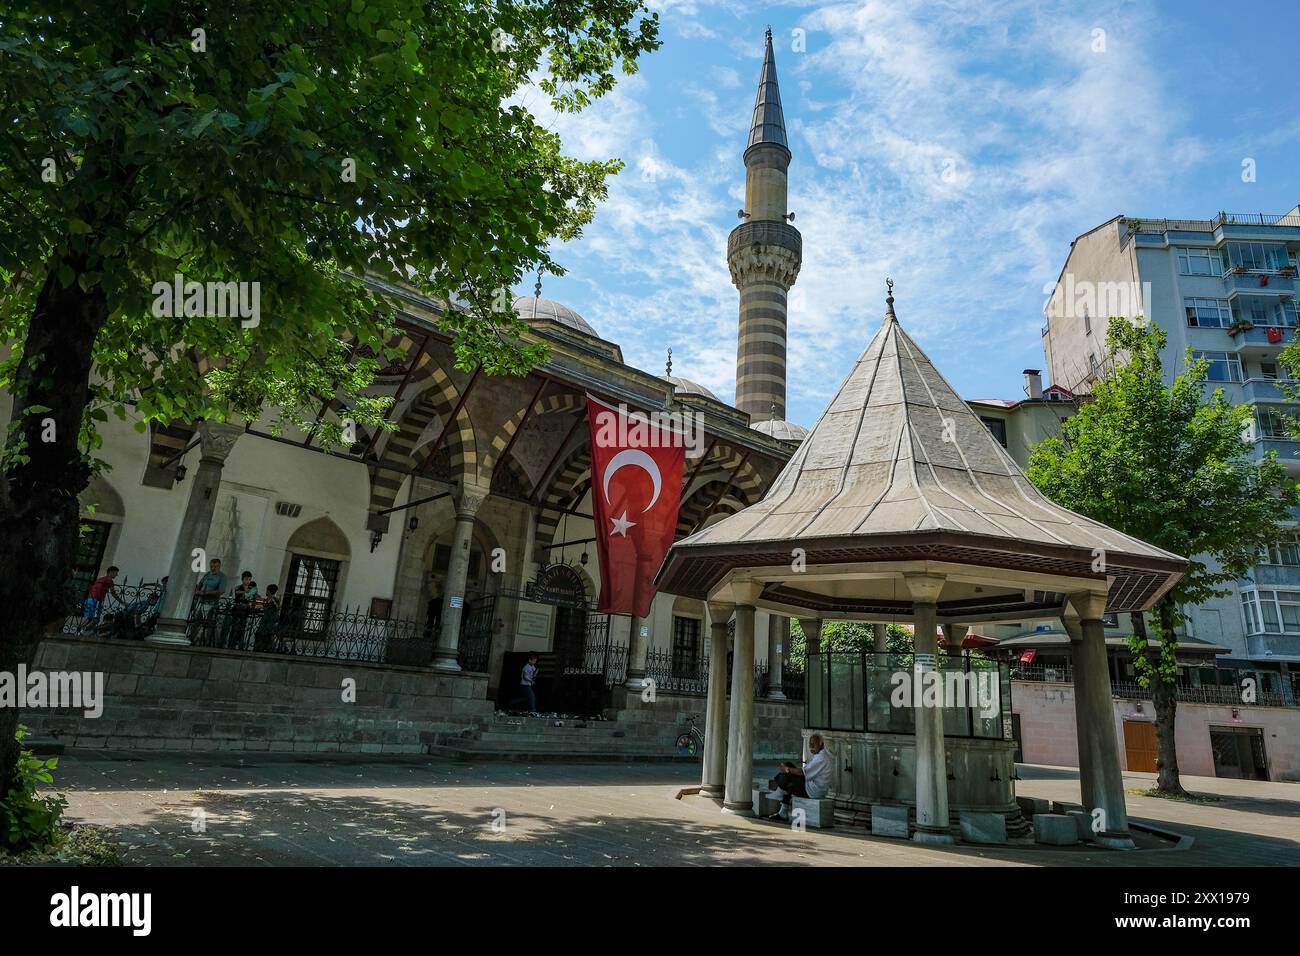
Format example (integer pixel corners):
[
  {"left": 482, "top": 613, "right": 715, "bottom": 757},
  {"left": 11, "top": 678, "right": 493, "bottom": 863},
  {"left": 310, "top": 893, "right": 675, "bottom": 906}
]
[{"left": 807, "top": 651, "right": 1011, "bottom": 738}]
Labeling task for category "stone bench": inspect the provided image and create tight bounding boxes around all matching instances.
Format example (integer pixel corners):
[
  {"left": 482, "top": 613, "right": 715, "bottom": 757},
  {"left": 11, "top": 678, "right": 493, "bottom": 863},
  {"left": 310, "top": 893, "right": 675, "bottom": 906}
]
[
  {"left": 871, "top": 803, "right": 910, "bottom": 839},
  {"left": 1032, "top": 813, "right": 1078, "bottom": 846},
  {"left": 752, "top": 788, "right": 782, "bottom": 818},
  {"left": 959, "top": 811, "right": 1007, "bottom": 845},
  {"left": 791, "top": 796, "right": 835, "bottom": 829}
]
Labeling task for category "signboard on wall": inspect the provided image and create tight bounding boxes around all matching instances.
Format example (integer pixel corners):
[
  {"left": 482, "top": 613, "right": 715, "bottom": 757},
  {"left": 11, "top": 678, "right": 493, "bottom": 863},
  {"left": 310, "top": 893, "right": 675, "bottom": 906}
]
[{"left": 516, "top": 605, "right": 552, "bottom": 639}]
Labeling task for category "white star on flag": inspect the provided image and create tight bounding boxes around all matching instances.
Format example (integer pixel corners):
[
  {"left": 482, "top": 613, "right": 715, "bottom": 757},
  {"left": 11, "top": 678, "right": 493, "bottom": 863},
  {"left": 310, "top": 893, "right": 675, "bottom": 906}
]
[{"left": 609, "top": 511, "right": 636, "bottom": 537}]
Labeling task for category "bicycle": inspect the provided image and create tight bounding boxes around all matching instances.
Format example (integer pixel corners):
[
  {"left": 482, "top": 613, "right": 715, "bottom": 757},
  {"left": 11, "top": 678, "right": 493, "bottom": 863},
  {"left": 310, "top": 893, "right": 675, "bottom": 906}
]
[{"left": 675, "top": 714, "right": 704, "bottom": 757}]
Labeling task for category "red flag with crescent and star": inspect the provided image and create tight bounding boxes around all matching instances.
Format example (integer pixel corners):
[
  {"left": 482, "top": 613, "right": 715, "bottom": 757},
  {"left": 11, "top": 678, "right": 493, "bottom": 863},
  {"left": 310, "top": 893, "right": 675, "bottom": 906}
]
[{"left": 586, "top": 396, "right": 686, "bottom": 618}]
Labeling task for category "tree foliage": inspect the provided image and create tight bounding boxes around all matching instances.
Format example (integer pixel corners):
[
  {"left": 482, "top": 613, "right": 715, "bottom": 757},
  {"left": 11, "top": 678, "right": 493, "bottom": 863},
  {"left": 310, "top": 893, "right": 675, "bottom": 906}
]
[{"left": 1026, "top": 315, "right": 1297, "bottom": 791}]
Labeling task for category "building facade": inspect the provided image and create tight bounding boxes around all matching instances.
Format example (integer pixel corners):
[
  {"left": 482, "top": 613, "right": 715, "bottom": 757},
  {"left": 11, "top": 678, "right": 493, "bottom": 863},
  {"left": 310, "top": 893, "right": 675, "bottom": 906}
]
[
  {"left": 5, "top": 36, "right": 812, "bottom": 721},
  {"left": 1042, "top": 209, "right": 1300, "bottom": 666}
]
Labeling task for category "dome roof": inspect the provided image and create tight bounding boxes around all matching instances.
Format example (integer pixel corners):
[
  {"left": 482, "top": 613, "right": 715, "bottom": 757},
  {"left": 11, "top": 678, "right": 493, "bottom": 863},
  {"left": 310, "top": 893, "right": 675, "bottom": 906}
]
[
  {"left": 513, "top": 296, "right": 598, "bottom": 338},
  {"left": 752, "top": 418, "right": 809, "bottom": 442},
  {"left": 663, "top": 375, "right": 720, "bottom": 401}
]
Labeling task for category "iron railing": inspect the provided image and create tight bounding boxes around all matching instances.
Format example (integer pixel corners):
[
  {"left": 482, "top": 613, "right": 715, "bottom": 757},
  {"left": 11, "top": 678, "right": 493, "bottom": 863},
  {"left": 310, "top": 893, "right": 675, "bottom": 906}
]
[
  {"left": 62, "top": 578, "right": 164, "bottom": 639},
  {"left": 805, "top": 650, "right": 1013, "bottom": 739},
  {"left": 562, "top": 638, "right": 628, "bottom": 687},
  {"left": 187, "top": 600, "right": 435, "bottom": 665},
  {"left": 1010, "top": 661, "right": 1298, "bottom": 707},
  {"left": 639, "top": 649, "right": 805, "bottom": 701}
]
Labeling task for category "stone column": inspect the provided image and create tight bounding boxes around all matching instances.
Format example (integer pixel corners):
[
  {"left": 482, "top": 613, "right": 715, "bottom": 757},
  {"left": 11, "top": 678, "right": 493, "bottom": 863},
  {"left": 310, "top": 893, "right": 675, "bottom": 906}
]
[
  {"left": 1061, "top": 610, "right": 1095, "bottom": 815},
  {"left": 1068, "top": 592, "right": 1134, "bottom": 849},
  {"left": 905, "top": 573, "right": 953, "bottom": 845},
  {"left": 943, "top": 623, "right": 967, "bottom": 656},
  {"left": 723, "top": 585, "right": 761, "bottom": 814},
  {"left": 798, "top": 617, "right": 823, "bottom": 655},
  {"left": 766, "top": 615, "right": 787, "bottom": 699},
  {"left": 151, "top": 420, "right": 245, "bottom": 644},
  {"left": 702, "top": 601, "right": 734, "bottom": 797},
  {"left": 624, "top": 613, "right": 650, "bottom": 688},
  {"left": 433, "top": 486, "right": 487, "bottom": 671},
  {"left": 872, "top": 622, "right": 888, "bottom": 653}
]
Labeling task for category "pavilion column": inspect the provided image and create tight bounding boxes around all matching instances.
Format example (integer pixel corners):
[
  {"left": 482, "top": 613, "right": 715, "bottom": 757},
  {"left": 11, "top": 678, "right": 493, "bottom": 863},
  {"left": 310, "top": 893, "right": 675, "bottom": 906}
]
[
  {"left": 723, "top": 584, "right": 762, "bottom": 814},
  {"left": 872, "top": 622, "right": 888, "bottom": 652},
  {"left": 904, "top": 573, "right": 953, "bottom": 845},
  {"left": 151, "top": 420, "right": 245, "bottom": 644},
  {"left": 943, "top": 623, "right": 967, "bottom": 657},
  {"left": 1061, "top": 611, "right": 1095, "bottom": 815},
  {"left": 702, "top": 601, "right": 734, "bottom": 797},
  {"left": 799, "top": 617, "right": 823, "bottom": 655},
  {"left": 433, "top": 485, "right": 487, "bottom": 671},
  {"left": 766, "top": 615, "right": 787, "bottom": 699},
  {"left": 1067, "top": 592, "right": 1134, "bottom": 849}
]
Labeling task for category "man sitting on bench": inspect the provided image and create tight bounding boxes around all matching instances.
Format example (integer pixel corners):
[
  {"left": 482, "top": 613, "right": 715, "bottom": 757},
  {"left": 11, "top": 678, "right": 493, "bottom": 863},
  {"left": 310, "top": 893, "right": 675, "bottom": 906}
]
[{"left": 766, "top": 734, "right": 831, "bottom": 821}]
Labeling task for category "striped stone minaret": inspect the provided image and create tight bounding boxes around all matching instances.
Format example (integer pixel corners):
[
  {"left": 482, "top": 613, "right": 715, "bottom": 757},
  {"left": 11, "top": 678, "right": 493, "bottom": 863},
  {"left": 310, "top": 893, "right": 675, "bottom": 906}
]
[{"left": 729, "top": 27, "right": 801, "bottom": 423}]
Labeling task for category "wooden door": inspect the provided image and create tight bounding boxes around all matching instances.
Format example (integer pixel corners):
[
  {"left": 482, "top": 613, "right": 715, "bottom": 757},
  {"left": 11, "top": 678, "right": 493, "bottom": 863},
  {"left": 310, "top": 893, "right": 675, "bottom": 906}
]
[{"left": 1123, "top": 719, "right": 1158, "bottom": 773}]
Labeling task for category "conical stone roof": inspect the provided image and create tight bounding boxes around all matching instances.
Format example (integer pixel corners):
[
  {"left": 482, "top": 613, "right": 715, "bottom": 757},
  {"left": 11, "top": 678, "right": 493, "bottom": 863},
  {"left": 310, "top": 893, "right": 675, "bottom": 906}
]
[
  {"left": 746, "top": 29, "right": 788, "bottom": 155},
  {"left": 656, "top": 294, "right": 1187, "bottom": 613}
]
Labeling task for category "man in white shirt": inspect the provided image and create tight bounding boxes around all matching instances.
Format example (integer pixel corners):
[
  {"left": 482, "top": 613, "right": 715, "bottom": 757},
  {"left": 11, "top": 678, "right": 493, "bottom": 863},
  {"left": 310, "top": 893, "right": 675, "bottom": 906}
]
[{"left": 766, "top": 734, "right": 831, "bottom": 820}]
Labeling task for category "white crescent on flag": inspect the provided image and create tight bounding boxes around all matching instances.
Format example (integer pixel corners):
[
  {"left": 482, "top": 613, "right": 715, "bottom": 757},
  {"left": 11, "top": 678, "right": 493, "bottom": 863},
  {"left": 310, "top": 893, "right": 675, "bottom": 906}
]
[{"left": 601, "top": 448, "right": 663, "bottom": 514}]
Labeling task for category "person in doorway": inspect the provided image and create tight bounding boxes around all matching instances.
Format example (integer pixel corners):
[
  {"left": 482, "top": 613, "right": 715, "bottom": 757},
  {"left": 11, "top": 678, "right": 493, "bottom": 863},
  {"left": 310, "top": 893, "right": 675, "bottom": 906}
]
[
  {"left": 254, "top": 583, "right": 281, "bottom": 653},
  {"left": 519, "top": 653, "right": 540, "bottom": 714},
  {"left": 766, "top": 734, "right": 832, "bottom": 821}
]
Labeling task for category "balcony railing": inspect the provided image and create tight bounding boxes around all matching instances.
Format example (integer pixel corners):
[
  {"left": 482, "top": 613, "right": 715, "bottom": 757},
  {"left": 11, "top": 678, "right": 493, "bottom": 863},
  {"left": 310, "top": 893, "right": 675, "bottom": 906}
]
[{"left": 1011, "top": 662, "right": 1298, "bottom": 707}]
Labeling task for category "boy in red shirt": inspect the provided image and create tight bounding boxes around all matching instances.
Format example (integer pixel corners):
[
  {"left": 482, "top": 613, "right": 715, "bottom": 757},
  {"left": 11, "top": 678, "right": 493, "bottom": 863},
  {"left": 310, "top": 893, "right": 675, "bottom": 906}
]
[{"left": 84, "top": 566, "right": 120, "bottom": 620}]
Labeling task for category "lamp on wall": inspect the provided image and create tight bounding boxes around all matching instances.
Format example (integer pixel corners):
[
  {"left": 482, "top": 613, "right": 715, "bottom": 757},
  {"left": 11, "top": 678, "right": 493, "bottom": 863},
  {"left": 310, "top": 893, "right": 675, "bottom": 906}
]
[
  {"left": 173, "top": 464, "right": 187, "bottom": 483},
  {"left": 369, "top": 529, "right": 384, "bottom": 553},
  {"left": 408, "top": 515, "right": 419, "bottom": 532}
]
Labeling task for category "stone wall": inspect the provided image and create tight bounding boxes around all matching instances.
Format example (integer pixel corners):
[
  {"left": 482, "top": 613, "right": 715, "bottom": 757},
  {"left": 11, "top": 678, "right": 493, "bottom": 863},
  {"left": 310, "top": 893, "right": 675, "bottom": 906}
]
[
  {"left": 1012, "top": 679, "right": 1300, "bottom": 782},
  {"left": 609, "top": 686, "right": 803, "bottom": 759},
  {"left": 20, "top": 637, "right": 493, "bottom": 754}
]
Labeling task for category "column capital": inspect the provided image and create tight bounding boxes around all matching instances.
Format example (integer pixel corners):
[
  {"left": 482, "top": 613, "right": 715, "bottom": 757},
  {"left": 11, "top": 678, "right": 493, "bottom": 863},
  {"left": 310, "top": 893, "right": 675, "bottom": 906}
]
[
  {"left": 1067, "top": 590, "right": 1108, "bottom": 622},
  {"left": 707, "top": 601, "right": 735, "bottom": 625},
  {"left": 902, "top": 572, "right": 946, "bottom": 604},
  {"left": 731, "top": 580, "right": 764, "bottom": 606},
  {"left": 454, "top": 485, "right": 490, "bottom": 519},
  {"left": 196, "top": 419, "right": 244, "bottom": 465}
]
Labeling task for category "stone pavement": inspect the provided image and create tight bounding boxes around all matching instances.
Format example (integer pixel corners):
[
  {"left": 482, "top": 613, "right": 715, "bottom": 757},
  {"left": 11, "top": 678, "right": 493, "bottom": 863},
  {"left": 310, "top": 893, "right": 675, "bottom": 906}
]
[{"left": 30, "top": 752, "right": 1300, "bottom": 866}]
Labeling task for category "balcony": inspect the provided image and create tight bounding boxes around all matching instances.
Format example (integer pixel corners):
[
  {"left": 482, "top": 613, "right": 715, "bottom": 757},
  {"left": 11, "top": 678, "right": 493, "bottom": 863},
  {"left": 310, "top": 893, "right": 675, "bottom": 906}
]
[
  {"left": 1228, "top": 324, "right": 1296, "bottom": 350},
  {"left": 1242, "top": 378, "right": 1298, "bottom": 403},
  {"left": 1253, "top": 436, "right": 1300, "bottom": 464},
  {"left": 1224, "top": 269, "right": 1297, "bottom": 298}
]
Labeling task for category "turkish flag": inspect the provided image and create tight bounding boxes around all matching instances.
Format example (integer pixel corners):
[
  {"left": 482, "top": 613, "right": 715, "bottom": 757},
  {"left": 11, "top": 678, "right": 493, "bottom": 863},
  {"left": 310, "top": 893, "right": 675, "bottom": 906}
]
[
  {"left": 1020, "top": 649, "right": 1037, "bottom": 664},
  {"left": 587, "top": 396, "right": 685, "bottom": 617}
]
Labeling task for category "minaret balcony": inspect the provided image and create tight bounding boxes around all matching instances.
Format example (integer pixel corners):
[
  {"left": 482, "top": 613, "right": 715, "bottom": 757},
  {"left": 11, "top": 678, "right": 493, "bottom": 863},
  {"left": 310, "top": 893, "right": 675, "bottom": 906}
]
[{"left": 727, "top": 220, "right": 802, "bottom": 260}]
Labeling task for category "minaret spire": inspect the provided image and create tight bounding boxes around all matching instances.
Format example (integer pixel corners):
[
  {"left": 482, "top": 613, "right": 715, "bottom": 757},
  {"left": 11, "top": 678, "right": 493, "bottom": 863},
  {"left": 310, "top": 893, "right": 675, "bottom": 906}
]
[
  {"left": 730, "top": 29, "right": 802, "bottom": 424},
  {"left": 748, "top": 27, "right": 788, "bottom": 155}
]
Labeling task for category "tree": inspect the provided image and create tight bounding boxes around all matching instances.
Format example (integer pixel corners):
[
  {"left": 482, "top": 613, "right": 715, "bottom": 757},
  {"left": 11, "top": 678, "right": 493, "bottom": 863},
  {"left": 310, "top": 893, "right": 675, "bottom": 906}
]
[
  {"left": 787, "top": 619, "right": 913, "bottom": 660},
  {"left": 0, "top": 2, "right": 658, "bottom": 811},
  {"left": 1027, "top": 316, "right": 1297, "bottom": 794}
]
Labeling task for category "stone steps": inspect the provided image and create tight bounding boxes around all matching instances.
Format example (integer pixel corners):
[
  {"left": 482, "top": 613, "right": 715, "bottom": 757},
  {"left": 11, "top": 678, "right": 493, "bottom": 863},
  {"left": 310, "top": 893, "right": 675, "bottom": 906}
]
[{"left": 425, "top": 742, "right": 696, "bottom": 763}]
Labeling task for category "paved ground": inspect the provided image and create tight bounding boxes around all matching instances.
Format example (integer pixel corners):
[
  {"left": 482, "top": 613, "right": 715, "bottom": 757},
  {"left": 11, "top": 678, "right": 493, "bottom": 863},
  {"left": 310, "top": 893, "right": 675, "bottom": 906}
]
[{"left": 32, "top": 752, "right": 1300, "bottom": 866}]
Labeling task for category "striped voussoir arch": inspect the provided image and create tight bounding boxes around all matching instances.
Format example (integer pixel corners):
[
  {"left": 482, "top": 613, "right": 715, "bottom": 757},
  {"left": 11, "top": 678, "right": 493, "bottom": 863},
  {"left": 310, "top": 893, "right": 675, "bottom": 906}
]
[
  {"left": 533, "top": 445, "right": 591, "bottom": 555},
  {"left": 675, "top": 479, "right": 749, "bottom": 537},
  {"left": 481, "top": 389, "right": 585, "bottom": 481},
  {"left": 368, "top": 367, "right": 476, "bottom": 514}
]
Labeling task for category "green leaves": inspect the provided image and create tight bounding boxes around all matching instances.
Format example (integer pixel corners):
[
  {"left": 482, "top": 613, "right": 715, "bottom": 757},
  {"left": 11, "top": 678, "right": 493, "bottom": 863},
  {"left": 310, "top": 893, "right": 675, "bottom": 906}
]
[{"left": 1027, "top": 316, "right": 1300, "bottom": 609}]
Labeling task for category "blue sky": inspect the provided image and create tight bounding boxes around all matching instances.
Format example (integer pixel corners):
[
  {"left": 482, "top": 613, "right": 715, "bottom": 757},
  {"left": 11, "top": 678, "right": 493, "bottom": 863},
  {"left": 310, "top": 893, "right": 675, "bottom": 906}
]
[{"left": 520, "top": 0, "right": 1300, "bottom": 428}]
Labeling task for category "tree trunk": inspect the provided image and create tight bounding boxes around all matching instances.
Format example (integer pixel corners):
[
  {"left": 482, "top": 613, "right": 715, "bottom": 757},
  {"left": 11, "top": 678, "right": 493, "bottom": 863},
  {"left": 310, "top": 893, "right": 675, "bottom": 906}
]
[
  {"left": 0, "top": 256, "right": 108, "bottom": 803},
  {"left": 1152, "top": 599, "right": 1185, "bottom": 794}
]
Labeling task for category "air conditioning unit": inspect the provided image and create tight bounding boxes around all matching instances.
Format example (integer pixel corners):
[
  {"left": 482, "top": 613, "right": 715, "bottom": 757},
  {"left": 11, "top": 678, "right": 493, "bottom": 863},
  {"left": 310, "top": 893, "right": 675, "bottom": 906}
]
[{"left": 275, "top": 501, "right": 303, "bottom": 518}]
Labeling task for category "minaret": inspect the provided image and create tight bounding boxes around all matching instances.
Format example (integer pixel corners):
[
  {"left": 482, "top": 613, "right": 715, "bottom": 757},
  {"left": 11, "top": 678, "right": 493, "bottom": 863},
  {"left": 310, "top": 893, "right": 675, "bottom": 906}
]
[{"left": 729, "top": 27, "right": 801, "bottom": 423}]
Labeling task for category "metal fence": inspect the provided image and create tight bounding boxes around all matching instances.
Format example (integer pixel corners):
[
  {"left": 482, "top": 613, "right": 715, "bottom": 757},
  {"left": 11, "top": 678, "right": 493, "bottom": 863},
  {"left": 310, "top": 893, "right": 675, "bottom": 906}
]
[
  {"left": 62, "top": 578, "right": 164, "bottom": 640},
  {"left": 1011, "top": 661, "right": 1297, "bottom": 708},
  {"left": 187, "top": 600, "right": 436, "bottom": 665},
  {"left": 561, "top": 638, "right": 628, "bottom": 687},
  {"left": 639, "top": 649, "right": 805, "bottom": 701}
]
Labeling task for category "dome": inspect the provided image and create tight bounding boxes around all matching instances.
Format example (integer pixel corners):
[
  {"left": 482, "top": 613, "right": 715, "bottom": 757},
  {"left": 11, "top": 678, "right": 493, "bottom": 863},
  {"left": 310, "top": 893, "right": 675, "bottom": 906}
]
[
  {"left": 752, "top": 418, "right": 809, "bottom": 442},
  {"left": 663, "top": 375, "right": 720, "bottom": 401},
  {"left": 513, "top": 296, "right": 599, "bottom": 338}
]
